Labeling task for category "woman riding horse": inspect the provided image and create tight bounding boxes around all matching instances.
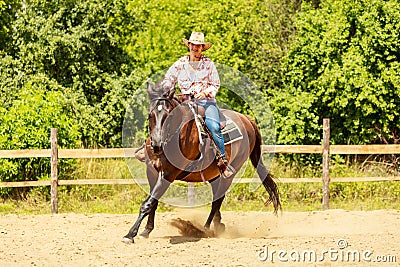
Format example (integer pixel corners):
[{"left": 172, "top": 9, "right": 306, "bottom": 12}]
[
  {"left": 122, "top": 32, "right": 281, "bottom": 244},
  {"left": 161, "top": 31, "right": 233, "bottom": 177}
]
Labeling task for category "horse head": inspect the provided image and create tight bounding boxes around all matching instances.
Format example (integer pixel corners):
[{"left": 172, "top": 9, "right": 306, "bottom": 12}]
[{"left": 146, "top": 82, "right": 176, "bottom": 154}]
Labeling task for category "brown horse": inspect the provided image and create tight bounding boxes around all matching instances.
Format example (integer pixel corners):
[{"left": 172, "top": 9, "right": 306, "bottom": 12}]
[{"left": 122, "top": 83, "right": 281, "bottom": 243}]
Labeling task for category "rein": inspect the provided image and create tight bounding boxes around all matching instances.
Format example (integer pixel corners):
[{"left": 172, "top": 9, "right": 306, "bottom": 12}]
[
  {"left": 148, "top": 96, "right": 198, "bottom": 149},
  {"left": 147, "top": 95, "right": 209, "bottom": 181}
]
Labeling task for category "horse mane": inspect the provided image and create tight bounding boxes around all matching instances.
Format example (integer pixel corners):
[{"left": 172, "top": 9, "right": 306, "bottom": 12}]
[{"left": 147, "top": 80, "right": 173, "bottom": 100}]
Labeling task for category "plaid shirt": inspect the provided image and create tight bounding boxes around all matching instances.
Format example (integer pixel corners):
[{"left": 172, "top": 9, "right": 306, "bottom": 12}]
[{"left": 161, "top": 55, "right": 220, "bottom": 98}]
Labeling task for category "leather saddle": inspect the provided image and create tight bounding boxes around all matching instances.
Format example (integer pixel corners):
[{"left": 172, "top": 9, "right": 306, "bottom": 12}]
[{"left": 183, "top": 100, "right": 227, "bottom": 129}]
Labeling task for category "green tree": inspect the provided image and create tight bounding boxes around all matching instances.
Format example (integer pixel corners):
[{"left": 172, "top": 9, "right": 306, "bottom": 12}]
[
  {"left": 122, "top": 0, "right": 297, "bottom": 119},
  {"left": 9, "top": 0, "right": 144, "bottom": 147},
  {"left": 0, "top": 0, "right": 20, "bottom": 51},
  {"left": 0, "top": 0, "right": 146, "bottom": 189},
  {"left": 0, "top": 74, "right": 80, "bottom": 197},
  {"left": 275, "top": 0, "right": 400, "bottom": 145}
]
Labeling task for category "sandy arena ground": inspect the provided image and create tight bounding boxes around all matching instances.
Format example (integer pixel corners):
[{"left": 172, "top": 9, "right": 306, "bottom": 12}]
[{"left": 0, "top": 209, "right": 399, "bottom": 266}]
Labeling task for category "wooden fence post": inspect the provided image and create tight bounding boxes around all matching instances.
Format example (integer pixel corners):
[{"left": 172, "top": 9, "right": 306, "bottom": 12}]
[
  {"left": 50, "top": 128, "right": 59, "bottom": 214},
  {"left": 188, "top": 182, "right": 195, "bottom": 206},
  {"left": 322, "top": 119, "right": 330, "bottom": 210}
]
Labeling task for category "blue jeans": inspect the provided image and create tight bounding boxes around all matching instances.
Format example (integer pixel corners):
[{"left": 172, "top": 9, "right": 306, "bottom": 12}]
[{"left": 198, "top": 102, "right": 226, "bottom": 158}]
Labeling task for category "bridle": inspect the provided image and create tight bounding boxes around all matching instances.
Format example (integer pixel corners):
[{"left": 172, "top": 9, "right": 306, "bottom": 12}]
[
  {"left": 147, "top": 95, "right": 200, "bottom": 154},
  {"left": 147, "top": 97, "right": 177, "bottom": 152},
  {"left": 148, "top": 97, "right": 175, "bottom": 117},
  {"left": 149, "top": 97, "right": 174, "bottom": 111}
]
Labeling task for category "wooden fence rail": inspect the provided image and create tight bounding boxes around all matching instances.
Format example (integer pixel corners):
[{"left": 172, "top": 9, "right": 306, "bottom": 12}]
[
  {"left": 1, "top": 121, "right": 400, "bottom": 213},
  {"left": 2, "top": 176, "right": 399, "bottom": 189},
  {"left": 2, "top": 145, "right": 400, "bottom": 159}
]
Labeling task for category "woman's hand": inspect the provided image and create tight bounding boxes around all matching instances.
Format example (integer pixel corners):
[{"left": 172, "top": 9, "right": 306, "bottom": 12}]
[{"left": 194, "top": 91, "right": 207, "bottom": 100}]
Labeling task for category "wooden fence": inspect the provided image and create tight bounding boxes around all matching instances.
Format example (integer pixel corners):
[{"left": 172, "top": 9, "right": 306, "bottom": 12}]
[{"left": 1, "top": 119, "right": 400, "bottom": 212}]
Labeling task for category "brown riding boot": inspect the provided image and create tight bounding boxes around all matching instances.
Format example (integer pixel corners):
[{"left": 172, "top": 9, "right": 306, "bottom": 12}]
[
  {"left": 217, "top": 157, "right": 234, "bottom": 178},
  {"left": 134, "top": 144, "right": 146, "bottom": 162}
]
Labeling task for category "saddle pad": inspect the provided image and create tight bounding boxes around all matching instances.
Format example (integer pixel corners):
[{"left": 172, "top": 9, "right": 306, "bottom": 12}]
[
  {"left": 198, "top": 116, "right": 243, "bottom": 145},
  {"left": 222, "top": 117, "right": 243, "bottom": 145}
]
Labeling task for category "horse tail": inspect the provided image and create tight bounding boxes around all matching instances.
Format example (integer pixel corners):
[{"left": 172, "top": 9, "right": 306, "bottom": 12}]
[{"left": 246, "top": 115, "right": 281, "bottom": 214}]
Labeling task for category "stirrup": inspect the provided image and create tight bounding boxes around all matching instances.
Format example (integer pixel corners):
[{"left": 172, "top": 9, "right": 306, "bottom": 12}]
[{"left": 217, "top": 157, "right": 235, "bottom": 178}]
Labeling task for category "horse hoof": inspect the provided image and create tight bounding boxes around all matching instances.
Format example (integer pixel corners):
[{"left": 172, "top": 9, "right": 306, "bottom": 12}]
[
  {"left": 215, "top": 223, "right": 226, "bottom": 235},
  {"left": 121, "top": 237, "right": 134, "bottom": 244},
  {"left": 139, "top": 233, "right": 149, "bottom": 239}
]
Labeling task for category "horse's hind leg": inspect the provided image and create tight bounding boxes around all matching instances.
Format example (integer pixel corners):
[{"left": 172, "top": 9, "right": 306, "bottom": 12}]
[
  {"left": 213, "top": 209, "right": 226, "bottom": 235},
  {"left": 204, "top": 195, "right": 225, "bottom": 236},
  {"left": 204, "top": 178, "right": 231, "bottom": 235}
]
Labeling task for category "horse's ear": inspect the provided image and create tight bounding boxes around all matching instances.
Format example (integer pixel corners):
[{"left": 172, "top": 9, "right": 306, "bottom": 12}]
[
  {"left": 166, "top": 88, "right": 175, "bottom": 99},
  {"left": 146, "top": 82, "right": 155, "bottom": 99}
]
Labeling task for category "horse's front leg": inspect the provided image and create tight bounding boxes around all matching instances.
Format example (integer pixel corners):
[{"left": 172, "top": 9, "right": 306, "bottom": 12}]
[
  {"left": 122, "top": 173, "right": 171, "bottom": 244},
  {"left": 139, "top": 200, "right": 158, "bottom": 238},
  {"left": 139, "top": 164, "right": 159, "bottom": 239}
]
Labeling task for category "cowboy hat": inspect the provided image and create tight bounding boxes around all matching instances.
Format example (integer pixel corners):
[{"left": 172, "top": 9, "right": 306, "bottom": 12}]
[{"left": 182, "top": 32, "right": 213, "bottom": 51}]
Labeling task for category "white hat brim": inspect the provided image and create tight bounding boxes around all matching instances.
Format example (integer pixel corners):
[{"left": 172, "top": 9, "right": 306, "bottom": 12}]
[{"left": 182, "top": 38, "right": 212, "bottom": 51}]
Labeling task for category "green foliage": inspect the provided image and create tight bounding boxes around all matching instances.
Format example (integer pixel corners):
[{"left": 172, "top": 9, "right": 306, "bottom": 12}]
[
  {"left": 3, "top": 0, "right": 381, "bottom": 150},
  {"left": 0, "top": 52, "right": 23, "bottom": 108},
  {"left": 0, "top": 0, "right": 148, "bottom": 189},
  {"left": 276, "top": 0, "right": 400, "bottom": 145},
  {"left": 244, "top": 0, "right": 299, "bottom": 91},
  {"left": 5, "top": 0, "right": 145, "bottom": 147},
  {"left": 2, "top": 0, "right": 399, "bottom": 147},
  {"left": 122, "top": 0, "right": 299, "bottom": 87},
  {"left": 0, "top": 75, "right": 80, "bottom": 149},
  {"left": 0, "top": 0, "right": 20, "bottom": 50},
  {"left": 0, "top": 74, "right": 80, "bottom": 197}
]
